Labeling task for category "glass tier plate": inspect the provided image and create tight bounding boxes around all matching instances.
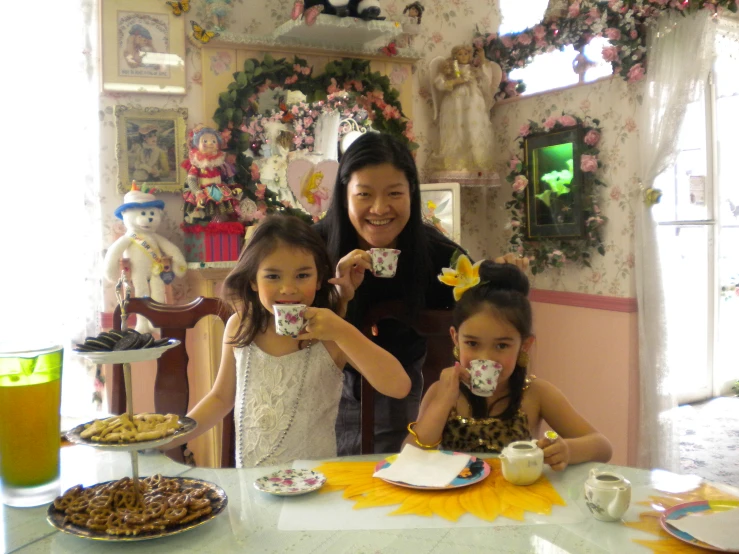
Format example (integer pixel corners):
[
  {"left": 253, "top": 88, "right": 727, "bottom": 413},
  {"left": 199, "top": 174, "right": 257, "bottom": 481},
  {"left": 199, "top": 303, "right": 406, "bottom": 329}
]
[
  {"left": 73, "top": 339, "right": 180, "bottom": 364},
  {"left": 65, "top": 416, "right": 196, "bottom": 452}
]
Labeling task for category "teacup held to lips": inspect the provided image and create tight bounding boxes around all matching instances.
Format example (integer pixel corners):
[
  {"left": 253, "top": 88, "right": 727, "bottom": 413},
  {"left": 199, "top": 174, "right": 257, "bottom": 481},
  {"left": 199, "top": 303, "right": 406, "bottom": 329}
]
[
  {"left": 369, "top": 248, "right": 400, "bottom": 278},
  {"left": 467, "top": 359, "right": 502, "bottom": 397},
  {"left": 273, "top": 304, "right": 306, "bottom": 338}
]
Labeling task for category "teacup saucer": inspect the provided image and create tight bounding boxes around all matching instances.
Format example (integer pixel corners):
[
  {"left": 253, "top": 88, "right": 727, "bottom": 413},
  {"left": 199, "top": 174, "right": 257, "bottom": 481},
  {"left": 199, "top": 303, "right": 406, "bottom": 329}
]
[{"left": 253, "top": 469, "right": 326, "bottom": 496}]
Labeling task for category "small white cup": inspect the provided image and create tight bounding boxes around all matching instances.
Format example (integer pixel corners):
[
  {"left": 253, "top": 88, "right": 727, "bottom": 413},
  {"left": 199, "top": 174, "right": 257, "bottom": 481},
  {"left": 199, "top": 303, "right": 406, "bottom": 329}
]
[
  {"left": 467, "top": 359, "right": 503, "bottom": 397},
  {"left": 369, "top": 248, "right": 401, "bottom": 278},
  {"left": 273, "top": 304, "right": 306, "bottom": 338}
]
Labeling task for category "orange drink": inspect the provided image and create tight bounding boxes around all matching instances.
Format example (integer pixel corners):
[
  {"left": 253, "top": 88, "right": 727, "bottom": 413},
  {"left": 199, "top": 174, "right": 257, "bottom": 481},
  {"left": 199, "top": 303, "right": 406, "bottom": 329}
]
[{"left": 0, "top": 346, "right": 63, "bottom": 507}]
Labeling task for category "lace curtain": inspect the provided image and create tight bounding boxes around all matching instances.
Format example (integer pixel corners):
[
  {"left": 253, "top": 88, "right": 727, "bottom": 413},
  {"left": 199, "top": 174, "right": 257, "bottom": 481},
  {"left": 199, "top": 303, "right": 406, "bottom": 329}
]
[
  {"left": 635, "top": 11, "right": 715, "bottom": 471},
  {"left": 0, "top": 1, "right": 102, "bottom": 417}
]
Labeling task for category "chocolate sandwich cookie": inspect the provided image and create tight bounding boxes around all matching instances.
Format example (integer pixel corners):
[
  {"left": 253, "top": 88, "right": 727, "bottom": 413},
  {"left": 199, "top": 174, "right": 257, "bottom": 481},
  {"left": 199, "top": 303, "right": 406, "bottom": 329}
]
[
  {"left": 74, "top": 344, "right": 100, "bottom": 352},
  {"left": 113, "top": 330, "right": 142, "bottom": 351},
  {"left": 94, "top": 333, "right": 118, "bottom": 349},
  {"left": 139, "top": 333, "right": 155, "bottom": 349},
  {"left": 84, "top": 338, "right": 113, "bottom": 351},
  {"left": 152, "top": 338, "right": 171, "bottom": 347},
  {"left": 108, "top": 330, "right": 125, "bottom": 340}
]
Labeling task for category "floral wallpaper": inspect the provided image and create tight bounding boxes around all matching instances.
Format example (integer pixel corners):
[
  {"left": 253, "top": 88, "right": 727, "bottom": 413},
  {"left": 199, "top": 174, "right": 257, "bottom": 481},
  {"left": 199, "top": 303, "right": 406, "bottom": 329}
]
[{"left": 99, "top": 0, "right": 638, "bottom": 311}]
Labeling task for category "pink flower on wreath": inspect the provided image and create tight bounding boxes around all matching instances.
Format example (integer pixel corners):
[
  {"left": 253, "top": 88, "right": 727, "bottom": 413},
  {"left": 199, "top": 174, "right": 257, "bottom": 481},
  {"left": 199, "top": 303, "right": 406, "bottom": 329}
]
[
  {"left": 327, "top": 77, "right": 340, "bottom": 94},
  {"left": 568, "top": 2, "right": 581, "bottom": 17},
  {"left": 510, "top": 220, "right": 521, "bottom": 228},
  {"left": 584, "top": 130, "right": 601, "bottom": 146},
  {"left": 382, "top": 105, "right": 401, "bottom": 119},
  {"left": 602, "top": 46, "right": 620, "bottom": 63},
  {"left": 255, "top": 183, "right": 267, "bottom": 200},
  {"left": 302, "top": 66, "right": 312, "bottom": 75},
  {"left": 630, "top": 29, "right": 638, "bottom": 39},
  {"left": 532, "top": 25, "right": 546, "bottom": 40},
  {"left": 305, "top": 136, "right": 314, "bottom": 145},
  {"left": 605, "top": 27, "right": 621, "bottom": 40},
  {"left": 517, "top": 33, "right": 532, "bottom": 45},
  {"left": 501, "top": 35, "right": 514, "bottom": 48},
  {"left": 303, "top": 116, "right": 314, "bottom": 127},
  {"left": 486, "top": 32, "right": 498, "bottom": 44},
  {"left": 559, "top": 115, "right": 577, "bottom": 127},
  {"left": 581, "top": 154, "right": 599, "bottom": 173},
  {"left": 627, "top": 63, "right": 645, "bottom": 83},
  {"left": 512, "top": 175, "right": 528, "bottom": 192},
  {"left": 509, "top": 157, "right": 520, "bottom": 171},
  {"left": 293, "top": 64, "right": 303, "bottom": 72},
  {"left": 284, "top": 74, "right": 298, "bottom": 85},
  {"left": 519, "top": 123, "right": 531, "bottom": 137},
  {"left": 543, "top": 116, "right": 558, "bottom": 130},
  {"left": 250, "top": 163, "right": 260, "bottom": 182}
]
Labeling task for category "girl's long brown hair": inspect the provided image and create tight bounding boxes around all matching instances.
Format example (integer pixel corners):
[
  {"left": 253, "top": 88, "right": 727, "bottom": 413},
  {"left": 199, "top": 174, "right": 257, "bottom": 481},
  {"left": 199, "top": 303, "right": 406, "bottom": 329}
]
[{"left": 223, "top": 215, "right": 339, "bottom": 347}]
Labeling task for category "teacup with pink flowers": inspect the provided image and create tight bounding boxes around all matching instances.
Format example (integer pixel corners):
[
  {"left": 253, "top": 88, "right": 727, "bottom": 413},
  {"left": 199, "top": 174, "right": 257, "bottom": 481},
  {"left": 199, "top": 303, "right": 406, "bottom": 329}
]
[
  {"left": 467, "top": 359, "right": 503, "bottom": 397},
  {"left": 369, "top": 248, "right": 401, "bottom": 278},
  {"left": 273, "top": 304, "right": 306, "bottom": 338}
]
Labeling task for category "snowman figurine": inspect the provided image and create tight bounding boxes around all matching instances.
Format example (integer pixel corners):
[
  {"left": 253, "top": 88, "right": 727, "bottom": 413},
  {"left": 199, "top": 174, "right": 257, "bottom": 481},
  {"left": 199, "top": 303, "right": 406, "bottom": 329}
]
[{"left": 103, "top": 184, "right": 187, "bottom": 333}]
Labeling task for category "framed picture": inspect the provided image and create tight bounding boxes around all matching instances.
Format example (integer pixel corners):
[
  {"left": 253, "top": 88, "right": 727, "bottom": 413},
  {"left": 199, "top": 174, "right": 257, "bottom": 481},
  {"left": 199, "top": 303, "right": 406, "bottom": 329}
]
[
  {"left": 524, "top": 127, "right": 586, "bottom": 240},
  {"left": 100, "top": 0, "right": 186, "bottom": 94},
  {"left": 115, "top": 106, "right": 188, "bottom": 193},
  {"left": 420, "top": 182, "right": 461, "bottom": 244}
]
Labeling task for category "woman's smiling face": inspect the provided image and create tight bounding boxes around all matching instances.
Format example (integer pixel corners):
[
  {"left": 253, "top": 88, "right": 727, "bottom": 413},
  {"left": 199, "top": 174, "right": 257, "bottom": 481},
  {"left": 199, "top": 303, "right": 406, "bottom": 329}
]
[{"left": 346, "top": 163, "right": 411, "bottom": 249}]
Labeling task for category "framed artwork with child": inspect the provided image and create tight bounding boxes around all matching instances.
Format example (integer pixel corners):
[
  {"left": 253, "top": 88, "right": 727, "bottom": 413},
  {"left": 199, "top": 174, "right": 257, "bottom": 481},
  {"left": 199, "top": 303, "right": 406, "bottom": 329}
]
[
  {"left": 115, "top": 105, "right": 188, "bottom": 193},
  {"left": 100, "top": 0, "right": 187, "bottom": 94}
]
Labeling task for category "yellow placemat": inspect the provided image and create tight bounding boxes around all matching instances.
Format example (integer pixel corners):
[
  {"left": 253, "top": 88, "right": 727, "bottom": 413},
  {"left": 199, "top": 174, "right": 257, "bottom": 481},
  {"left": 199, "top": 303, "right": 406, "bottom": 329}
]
[
  {"left": 624, "top": 482, "right": 739, "bottom": 553},
  {"left": 314, "top": 457, "right": 566, "bottom": 523}
]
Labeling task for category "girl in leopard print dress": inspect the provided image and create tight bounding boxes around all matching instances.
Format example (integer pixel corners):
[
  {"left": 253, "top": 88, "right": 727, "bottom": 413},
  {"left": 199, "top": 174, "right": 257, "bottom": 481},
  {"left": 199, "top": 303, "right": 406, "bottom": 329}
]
[{"left": 404, "top": 260, "right": 612, "bottom": 471}]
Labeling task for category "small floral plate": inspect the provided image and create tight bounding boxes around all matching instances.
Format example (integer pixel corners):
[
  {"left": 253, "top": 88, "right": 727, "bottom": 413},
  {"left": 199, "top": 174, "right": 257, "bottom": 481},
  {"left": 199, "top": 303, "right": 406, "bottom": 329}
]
[{"left": 253, "top": 469, "right": 326, "bottom": 496}]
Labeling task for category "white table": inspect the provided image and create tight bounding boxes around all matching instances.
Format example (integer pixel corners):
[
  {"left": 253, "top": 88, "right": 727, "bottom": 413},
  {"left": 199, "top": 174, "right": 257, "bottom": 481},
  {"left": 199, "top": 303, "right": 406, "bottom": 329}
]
[{"left": 3, "top": 447, "right": 738, "bottom": 553}]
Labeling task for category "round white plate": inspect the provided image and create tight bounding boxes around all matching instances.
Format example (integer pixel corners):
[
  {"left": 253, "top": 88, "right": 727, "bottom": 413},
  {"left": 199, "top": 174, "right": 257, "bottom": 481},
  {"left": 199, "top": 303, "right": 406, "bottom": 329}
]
[
  {"left": 73, "top": 339, "right": 180, "bottom": 364},
  {"left": 254, "top": 469, "right": 326, "bottom": 496},
  {"left": 65, "top": 416, "right": 196, "bottom": 452}
]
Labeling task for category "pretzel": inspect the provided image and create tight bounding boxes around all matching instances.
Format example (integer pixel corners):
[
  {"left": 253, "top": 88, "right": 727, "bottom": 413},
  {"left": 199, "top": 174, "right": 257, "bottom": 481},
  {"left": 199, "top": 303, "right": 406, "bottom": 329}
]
[{"left": 79, "top": 413, "right": 183, "bottom": 444}]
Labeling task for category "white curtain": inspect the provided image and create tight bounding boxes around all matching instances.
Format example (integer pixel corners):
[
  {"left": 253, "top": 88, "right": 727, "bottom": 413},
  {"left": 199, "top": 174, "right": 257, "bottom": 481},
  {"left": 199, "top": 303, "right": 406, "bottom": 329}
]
[
  {"left": 635, "top": 11, "right": 715, "bottom": 471},
  {"left": 1, "top": 2, "right": 102, "bottom": 416}
]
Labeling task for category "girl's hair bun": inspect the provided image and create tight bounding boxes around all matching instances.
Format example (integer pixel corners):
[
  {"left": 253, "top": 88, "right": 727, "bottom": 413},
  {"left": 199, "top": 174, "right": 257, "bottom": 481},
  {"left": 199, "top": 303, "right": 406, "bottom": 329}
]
[{"left": 478, "top": 260, "right": 529, "bottom": 297}]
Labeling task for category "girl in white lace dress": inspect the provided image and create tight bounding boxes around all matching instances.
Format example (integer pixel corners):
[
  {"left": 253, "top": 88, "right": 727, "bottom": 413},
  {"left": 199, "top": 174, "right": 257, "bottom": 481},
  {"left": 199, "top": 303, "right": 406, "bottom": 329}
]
[{"left": 171, "top": 215, "right": 410, "bottom": 467}]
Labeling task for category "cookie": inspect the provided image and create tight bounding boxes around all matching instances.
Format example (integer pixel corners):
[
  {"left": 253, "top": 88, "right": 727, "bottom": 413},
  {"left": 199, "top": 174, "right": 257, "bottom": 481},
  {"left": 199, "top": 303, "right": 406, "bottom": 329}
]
[
  {"left": 84, "top": 338, "right": 113, "bottom": 351},
  {"left": 140, "top": 333, "right": 155, "bottom": 349},
  {"left": 94, "top": 333, "right": 117, "bottom": 349},
  {"left": 74, "top": 344, "right": 100, "bottom": 352},
  {"left": 152, "top": 338, "right": 171, "bottom": 347},
  {"left": 113, "top": 331, "right": 141, "bottom": 351}
]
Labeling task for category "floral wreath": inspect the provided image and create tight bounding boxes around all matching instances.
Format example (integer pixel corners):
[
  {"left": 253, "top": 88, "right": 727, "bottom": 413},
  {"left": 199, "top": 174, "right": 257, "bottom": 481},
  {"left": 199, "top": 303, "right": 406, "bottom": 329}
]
[
  {"left": 505, "top": 113, "right": 607, "bottom": 275},
  {"left": 212, "top": 54, "right": 416, "bottom": 223},
  {"left": 478, "top": 0, "right": 735, "bottom": 100}
]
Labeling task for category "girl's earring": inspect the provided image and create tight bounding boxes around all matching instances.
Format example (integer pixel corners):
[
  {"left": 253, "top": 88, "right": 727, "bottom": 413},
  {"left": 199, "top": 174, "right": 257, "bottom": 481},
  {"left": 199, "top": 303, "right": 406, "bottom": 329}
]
[
  {"left": 517, "top": 350, "right": 529, "bottom": 368},
  {"left": 452, "top": 345, "right": 460, "bottom": 360}
]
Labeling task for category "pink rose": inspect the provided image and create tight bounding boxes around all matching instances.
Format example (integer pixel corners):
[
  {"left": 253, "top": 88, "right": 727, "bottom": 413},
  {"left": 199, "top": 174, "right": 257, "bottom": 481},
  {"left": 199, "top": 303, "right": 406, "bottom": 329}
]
[
  {"left": 602, "top": 45, "right": 620, "bottom": 63},
  {"left": 532, "top": 25, "right": 546, "bottom": 40},
  {"left": 605, "top": 27, "right": 621, "bottom": 40},
  {"left": 517, "top": 33, "right": 532, "bottom": 46},
  {"left": 501, "top": 35, "right": 514, "bottom": 48},
  {"left": 250, "top": 163, "right": 260, "bottom": 181},
  {"left": 568, "top": 2, "right": 581, "bottom": 17},
  {"left": 627, "top": 63, "right": 645, "bottom": 83},
  {"left": 630, "top": 30, "right": 638, "bottom": 39},
  {"left": 511, "top": 220, "right": 520, "bottom": 228},
  {"left": 284, "top": 75, "right": 298, "bottom": 85},
  {"left": 509, "top": 157, "right": 520, "bottom": 170},
  {"left": 519, "top": 123, "right": 531, "bottom": 137},
  {"left": 580, "top": 154, "right": 599, "bottom": 173},
  {"left": 610, "top": 185, "right": 622, "bottom": 201},
  {"left": 543, "top": 116, "right": 558, "bottom": 130},
  {"left": 584, "top": 130, "right": 601, "bottom": 146},
  {"left": 559, "top": 115, "right": 577, "bottom": 127},
  {"left": 512, "top": 175, "right": 528, "bottom": 192}
]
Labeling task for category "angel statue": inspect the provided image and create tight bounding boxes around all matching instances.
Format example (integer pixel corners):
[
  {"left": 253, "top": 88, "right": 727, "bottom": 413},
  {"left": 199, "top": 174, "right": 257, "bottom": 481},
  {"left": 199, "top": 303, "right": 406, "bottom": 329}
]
[{"left": 428, "top": 44, "right": 502, "bottom": 174}]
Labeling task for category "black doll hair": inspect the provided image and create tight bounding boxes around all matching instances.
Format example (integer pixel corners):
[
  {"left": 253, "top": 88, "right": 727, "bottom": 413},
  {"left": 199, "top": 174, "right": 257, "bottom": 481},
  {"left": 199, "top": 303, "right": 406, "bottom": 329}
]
[
  {"left": 453, "top": 261, "right": 532, "bottom": 420},
  {"left": 223, "top": 215, "right": 339, "bottom": 348},
  {"left": 403, "top": 2, "right": 425, "bottom": 23}
]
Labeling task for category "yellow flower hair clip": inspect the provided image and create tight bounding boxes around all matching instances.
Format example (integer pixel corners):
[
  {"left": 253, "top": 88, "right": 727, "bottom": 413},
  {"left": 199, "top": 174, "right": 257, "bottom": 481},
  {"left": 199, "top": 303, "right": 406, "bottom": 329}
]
[{"left": 438, "top": 254, "right": 482, "bottom": 301}]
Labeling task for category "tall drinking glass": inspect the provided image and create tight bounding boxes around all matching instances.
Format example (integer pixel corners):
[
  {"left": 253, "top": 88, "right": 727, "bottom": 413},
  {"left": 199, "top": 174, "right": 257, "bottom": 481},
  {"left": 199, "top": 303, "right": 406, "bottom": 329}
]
[{"left": 0, "top": 346, "right": 63, "bottom": 507}]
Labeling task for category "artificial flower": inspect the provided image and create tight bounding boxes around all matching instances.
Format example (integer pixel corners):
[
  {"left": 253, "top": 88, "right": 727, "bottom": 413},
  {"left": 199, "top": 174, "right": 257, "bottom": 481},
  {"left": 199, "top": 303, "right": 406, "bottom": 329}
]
[{"left": 438, "top": 255, "right": 483, "bottom": 301}]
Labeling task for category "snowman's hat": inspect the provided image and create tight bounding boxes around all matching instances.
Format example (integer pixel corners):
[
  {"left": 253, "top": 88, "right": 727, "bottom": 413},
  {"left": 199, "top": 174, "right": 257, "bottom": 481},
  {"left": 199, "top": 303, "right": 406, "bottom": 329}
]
[{"left": 114, "top": 181, "right": 165, "bottom": 220}]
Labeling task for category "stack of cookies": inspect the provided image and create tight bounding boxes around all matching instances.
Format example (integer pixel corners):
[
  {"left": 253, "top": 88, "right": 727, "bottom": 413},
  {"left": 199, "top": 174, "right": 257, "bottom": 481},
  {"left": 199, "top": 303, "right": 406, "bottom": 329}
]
[{"left": 74, "top": 330, "right": 171, "bottom": 353}]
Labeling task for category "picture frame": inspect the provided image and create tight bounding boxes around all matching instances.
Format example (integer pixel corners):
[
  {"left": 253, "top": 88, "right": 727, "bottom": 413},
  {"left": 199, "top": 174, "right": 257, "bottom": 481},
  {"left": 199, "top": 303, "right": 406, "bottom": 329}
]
[
  {"left": 420, "top": 182, "right": 461, "bottom": 244},
  {"left": 100, "top": 0, "right": 186, "bottom": 94},
  {"left": 524, "top": 127, "right": 586, "bottom": 240},
  {"left": 115, "top": 106, "right": 188, "bottom": 193}
]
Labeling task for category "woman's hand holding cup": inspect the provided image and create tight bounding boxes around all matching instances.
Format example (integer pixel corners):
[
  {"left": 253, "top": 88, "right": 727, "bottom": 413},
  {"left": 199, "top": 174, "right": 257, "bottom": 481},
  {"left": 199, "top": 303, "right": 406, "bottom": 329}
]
[{"left": 330, "top": 249, "right": 372, "bottom": 304}]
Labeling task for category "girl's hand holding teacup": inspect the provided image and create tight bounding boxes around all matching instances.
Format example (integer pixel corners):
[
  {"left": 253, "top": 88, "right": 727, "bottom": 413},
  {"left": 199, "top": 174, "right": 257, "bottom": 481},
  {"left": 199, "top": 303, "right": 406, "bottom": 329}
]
[
  {"left": 330, "top": 249, "right": 372, "bottom": 304},
  {"left": 537, "top": 431, "right": 570, "bottom": 472},
  {"left": 299, "top": 307, "right": 349, "bottom": 343},
  {"left": 437, "top": 363, "right": 470, "bottom": 410}
]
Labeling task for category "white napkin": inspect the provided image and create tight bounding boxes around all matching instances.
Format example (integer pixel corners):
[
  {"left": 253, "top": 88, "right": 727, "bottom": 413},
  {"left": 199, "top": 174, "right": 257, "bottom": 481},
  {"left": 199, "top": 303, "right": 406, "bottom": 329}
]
[
  {"left": 668, "top": 505, "right": 739, "bottom": 550},
  {"left": 373, "top": 444, "right": 471, "bottom": 488}
]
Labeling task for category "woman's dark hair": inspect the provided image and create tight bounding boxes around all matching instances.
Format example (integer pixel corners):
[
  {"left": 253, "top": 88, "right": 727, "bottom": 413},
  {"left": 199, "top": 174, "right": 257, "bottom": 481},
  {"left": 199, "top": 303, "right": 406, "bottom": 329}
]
[
  {"left": 223, "top": 215, "right": 339, "bottom": 347},
  {"left": 453, "top": 261, "right": 533, "bottom": 420},
  {"left": 319, "top": 132, "right": 454, "bottom": 317}
]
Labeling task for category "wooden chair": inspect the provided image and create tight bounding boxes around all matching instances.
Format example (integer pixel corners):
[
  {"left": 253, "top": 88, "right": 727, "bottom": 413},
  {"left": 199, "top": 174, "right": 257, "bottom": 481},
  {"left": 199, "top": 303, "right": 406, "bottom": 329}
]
[
  {"left": 110, "top": 297, "right": 235, "bottom": 467},
  {"left": 358, "top": 301, "right": 455, "bottom": 454}
]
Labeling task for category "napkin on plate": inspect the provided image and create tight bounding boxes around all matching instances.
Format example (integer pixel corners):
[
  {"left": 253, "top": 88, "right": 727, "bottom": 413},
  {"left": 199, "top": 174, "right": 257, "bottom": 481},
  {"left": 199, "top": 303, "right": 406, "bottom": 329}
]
[
  {"left": 668, "top": 505, "right": 739, "bottom": 550},
  {"left": 373, "top": 444, "right": 471, "bottom": 488}
]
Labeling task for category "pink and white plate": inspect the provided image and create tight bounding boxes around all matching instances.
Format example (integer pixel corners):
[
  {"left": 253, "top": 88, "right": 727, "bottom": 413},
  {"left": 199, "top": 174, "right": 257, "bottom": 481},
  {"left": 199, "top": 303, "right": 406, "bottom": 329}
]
[{"left": 254, "top": 469, "right": 326, "bottom": 496}]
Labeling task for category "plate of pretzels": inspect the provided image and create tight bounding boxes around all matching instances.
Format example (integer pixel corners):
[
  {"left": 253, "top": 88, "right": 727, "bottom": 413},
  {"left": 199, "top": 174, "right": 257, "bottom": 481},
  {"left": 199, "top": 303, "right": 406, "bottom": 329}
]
[
  {"left": 47, "top": 475, "right": 227, "bottom": 541},
  {"left": 65, "top": 413, "right": 196, "bottom": 451}
]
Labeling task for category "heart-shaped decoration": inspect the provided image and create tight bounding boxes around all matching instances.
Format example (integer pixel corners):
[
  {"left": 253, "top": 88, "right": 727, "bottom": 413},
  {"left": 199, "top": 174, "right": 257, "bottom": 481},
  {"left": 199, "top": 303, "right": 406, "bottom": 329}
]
[{"left": 287, "top": 159, "right": 339, "bottom": 218}]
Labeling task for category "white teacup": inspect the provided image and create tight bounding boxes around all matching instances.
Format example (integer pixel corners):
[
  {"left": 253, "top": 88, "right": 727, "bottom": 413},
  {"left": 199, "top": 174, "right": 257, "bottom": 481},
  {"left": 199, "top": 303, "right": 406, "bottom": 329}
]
[
  {"left": 369, "top": 248, "right": 401, "bottom": 278},
  {"left": 273, "top": 304, "right": 306, "bottom": 338},
  {"left": 467, "top": 359, "right": 503, "bottom": 397}
]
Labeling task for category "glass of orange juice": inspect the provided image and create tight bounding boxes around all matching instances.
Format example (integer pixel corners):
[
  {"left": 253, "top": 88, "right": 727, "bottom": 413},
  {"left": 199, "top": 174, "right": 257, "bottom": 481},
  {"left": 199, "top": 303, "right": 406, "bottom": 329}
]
[{"left": 0, "top": 346, "right": 63, "bottom": 507}]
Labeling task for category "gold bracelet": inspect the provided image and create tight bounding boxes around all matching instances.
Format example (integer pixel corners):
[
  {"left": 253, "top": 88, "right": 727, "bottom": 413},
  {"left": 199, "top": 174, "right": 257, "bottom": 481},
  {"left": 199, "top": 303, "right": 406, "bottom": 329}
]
[{"left": 407, "top": 421, "right": 442, "bottom": 449}]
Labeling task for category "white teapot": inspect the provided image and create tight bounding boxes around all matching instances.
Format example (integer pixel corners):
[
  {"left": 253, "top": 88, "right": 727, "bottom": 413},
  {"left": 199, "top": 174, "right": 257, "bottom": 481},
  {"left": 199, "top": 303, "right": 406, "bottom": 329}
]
[
  {"left": 499, "top": 440, "right": 544, "bottom": 485},
  {"left": 583, "top": 469, "right": 631, "bottom": 522}
]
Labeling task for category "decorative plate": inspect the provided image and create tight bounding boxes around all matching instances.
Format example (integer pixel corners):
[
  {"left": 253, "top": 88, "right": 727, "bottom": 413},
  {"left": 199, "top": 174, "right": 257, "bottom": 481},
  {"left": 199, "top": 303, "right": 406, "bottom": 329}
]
[
  {"left": 373, "top": 452, "right": 491, "bottom": 490},
  {"left": 254, "top": 469, "right": 326, "bottom": 496},
  {"left": 660, "top": 500, "right": 739, "bottom": 553},
  {"left": 73, "top": 339, "right": 180, "bottom": 364},
  {"left": 65, "top": 416, "right": 197, "bottom": 452},
  {"left": 47, "top": 477, "right": 228, "bottom": 542}
]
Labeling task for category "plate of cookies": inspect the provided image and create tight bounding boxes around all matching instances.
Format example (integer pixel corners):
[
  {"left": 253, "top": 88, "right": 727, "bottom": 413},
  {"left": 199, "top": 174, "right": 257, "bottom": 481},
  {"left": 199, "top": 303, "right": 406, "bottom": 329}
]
[
  {"left": 73, "top": 330, "right": 180, "bottom": 364},
  {"left": 47, "top": 474, "right": 228, "bottom": 541},
  {"left": 65, "top": 413, "right": 197, "bottom": 451}
]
